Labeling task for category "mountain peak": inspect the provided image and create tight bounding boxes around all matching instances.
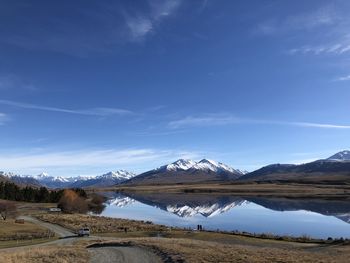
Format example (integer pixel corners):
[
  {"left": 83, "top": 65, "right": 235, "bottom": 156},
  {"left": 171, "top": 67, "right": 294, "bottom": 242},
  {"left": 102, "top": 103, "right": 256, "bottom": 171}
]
[
  {"left": 160, "top": 159, "right": 197, "bottom": 171},
  {"left": 327, "top": 150, "right": 350, "bottom": 161},
  {"left": 100, "top": 170, "right": 135, "bottom": 180},
  {"left": 193, "top": 159, "right": 241, "bottom": 174}
]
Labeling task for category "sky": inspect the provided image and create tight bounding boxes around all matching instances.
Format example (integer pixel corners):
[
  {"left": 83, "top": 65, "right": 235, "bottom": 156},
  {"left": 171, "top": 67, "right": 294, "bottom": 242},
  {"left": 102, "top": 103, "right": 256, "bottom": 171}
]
[{"left": 0, "top": 0, "right": 350, "bottom": 176}]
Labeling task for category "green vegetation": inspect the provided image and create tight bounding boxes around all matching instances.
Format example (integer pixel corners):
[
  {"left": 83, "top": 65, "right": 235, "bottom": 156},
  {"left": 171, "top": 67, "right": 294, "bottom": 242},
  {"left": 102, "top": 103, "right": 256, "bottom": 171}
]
[{"left": 0, "top": 181, "right": 86, "bottom": 203}]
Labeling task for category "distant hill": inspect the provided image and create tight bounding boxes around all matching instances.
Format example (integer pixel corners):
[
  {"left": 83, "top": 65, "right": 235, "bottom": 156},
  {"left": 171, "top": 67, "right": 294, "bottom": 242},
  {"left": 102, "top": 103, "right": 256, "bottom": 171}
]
[
  {"left": 70, "top": 171, "right": 135, "bottom": 188},
  {"left": 124, "top": 159, "right": 244, "bottom": 185},
  {"left": 0, "top": 170, "right": 136, "bottom": 189},
  {"left": 0, "top": 174, "right": 9, "bottom": 183},
  {"left": 0, "top": 172, "right": 42, "bottom": 187},
  {"left": 239, "top": 150, "right": 350, "bottom": 183}
]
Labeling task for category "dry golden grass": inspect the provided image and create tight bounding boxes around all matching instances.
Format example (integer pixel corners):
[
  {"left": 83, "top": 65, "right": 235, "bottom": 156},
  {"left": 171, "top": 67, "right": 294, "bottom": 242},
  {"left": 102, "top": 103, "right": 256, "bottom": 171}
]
[
  {"left": 16, "top": 202, "right": 57, "bottom": 216},
  {"left": 0, "top": 246, "right": 89, "bottom": 263},
  {"left": 0, "top": 219, "right": 49, "bottom": 240},
  {"left": 36, "top": 214, "right": 168, "bottom": 233},
  {"left": 96, "top": 237, "right": 350, "bottom": 263}
]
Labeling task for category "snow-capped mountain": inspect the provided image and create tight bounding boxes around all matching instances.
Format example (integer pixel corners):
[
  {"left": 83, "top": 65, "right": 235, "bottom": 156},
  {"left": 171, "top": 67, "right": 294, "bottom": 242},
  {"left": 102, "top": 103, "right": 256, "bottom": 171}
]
[
  {"left": 1, "top": 170, "right": 135, "bottom": 188},
  {"left": 327, "top": 150, "right": 350, "bottom": 161},
  {"left": 1, "top": 172, "right": 42, "bottom": 187},
  {"left": 191, "top": 159, "right": 244, "bottom": 175},
  {"left": 101, "top": 171, "right": 135, "bottom": 180},
  {"left": 70, "top": 170, "right": 136, "bottom": 188},
  {"left": 156, "top": 158, "right": 243, "bottom": 175},
  {"left": 107, "top": 196, "right": 135, "bottom": 207},
  {"left": 166, "top": 200, "right": 245, "bottom": 218},
  {"left": 125, "top": 158, "right": 244, "bottom": 185},
  {"left": 158, "top": 159, "right": 197, "bottom": 172}
]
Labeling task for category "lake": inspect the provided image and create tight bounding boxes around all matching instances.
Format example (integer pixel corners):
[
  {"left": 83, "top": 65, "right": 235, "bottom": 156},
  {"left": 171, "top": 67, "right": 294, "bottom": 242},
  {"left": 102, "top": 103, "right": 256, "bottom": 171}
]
[{"left": 98, "top": 192, "right": 350, "bottom": 239}]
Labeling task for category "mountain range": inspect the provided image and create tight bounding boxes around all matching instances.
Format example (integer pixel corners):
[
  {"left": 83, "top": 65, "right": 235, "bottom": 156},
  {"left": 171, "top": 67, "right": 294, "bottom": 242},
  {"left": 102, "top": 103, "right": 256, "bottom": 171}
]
[
  {"left": 239, "top": 150, "right": 350, "bottom": 183},
  {"left": 104, "top": 192, "right": 350, "bottom": 224},
  {"left": 124, "top": 159, "right": 246, "bottom": 185},
  {"left": 0, "top": 170, "right": 135, "bottom": 188},
  {"left": 1, "top": 150, "right": 350, "bottom": 188}
]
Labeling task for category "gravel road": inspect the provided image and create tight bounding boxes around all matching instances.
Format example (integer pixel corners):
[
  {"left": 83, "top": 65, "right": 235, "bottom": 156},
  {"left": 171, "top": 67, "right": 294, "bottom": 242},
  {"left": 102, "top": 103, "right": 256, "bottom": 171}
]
[
  {"left": 88, "top": 246, "right": 162, "bottom": 263},
  {"left": 3, "top": 216, "right": 164, "bottom": 263},
  {"left": 18, "top": 215, "right": 75, "bottom": 237}
]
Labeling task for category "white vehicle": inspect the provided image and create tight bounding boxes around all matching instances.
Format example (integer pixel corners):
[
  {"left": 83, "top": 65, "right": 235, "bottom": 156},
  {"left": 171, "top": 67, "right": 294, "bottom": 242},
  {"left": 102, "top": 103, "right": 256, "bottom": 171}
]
[{"left": 78, "top": 228, "right": 90, "bottom": 237}]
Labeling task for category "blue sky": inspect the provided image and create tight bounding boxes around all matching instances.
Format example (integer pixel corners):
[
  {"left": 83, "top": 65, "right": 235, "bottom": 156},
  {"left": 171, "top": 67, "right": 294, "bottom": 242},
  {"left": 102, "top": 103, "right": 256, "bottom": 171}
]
[{"left": 0, "top": 0, "right": 350, "bottom": 176}]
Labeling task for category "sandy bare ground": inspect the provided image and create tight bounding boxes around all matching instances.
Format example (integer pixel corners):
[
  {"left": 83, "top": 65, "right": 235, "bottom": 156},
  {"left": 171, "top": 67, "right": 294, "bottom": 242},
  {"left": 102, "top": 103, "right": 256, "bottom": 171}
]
[{"left": 88, "top": 246, "right": 162, "bottom": 263}]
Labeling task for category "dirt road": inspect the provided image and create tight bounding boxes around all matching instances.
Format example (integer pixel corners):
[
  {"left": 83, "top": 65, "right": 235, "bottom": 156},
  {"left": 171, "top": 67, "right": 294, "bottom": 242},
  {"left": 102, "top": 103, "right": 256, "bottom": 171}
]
[
  {"left": 18, "top": 216, "right": 75, "bottom": 237},
  {"left": 3, "top": 216, "right": 164, "bottom": 263},
  {"left": 88, "top": 246, "right": 162, "bottom": 263}
]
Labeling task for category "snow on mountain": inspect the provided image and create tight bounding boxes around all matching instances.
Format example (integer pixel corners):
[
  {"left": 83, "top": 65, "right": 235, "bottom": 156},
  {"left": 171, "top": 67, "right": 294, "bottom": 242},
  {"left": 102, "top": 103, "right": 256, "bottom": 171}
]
[
  {"left": 327, "top": 150, "right": 350, "bottom": 161},
  {"left": 70, "top": 170, "right": 136, "bottom": 188},
  {"left": 0, "top": 171, "right": 19, "bottom": 178},
  {"left": 99, "top": 170, "right": 135, "bottom": 180},
  {"left": 191, "top": 159, "right": 244, "bottom": 175},
  {"left": 166, "top": 200, "right": 246, "bottom": 218},
  {"left": 158, "top": 159, "right": 197, "bottom": 172},
  {"left": 107, "top": 196, "right": 135, "bottom": 207},
  {"left": 156, "top": 158, "right": 242, "bottom": 175}
]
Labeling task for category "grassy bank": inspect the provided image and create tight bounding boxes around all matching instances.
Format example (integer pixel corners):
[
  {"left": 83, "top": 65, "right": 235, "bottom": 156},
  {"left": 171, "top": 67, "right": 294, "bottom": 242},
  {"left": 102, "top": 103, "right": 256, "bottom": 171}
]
[
  {"left": 85, "top": 238, "right": 350, "bottom": 263},
  {"left": 0, "top": 246, "right": 88, "bottom": 263},
  {"left": 110, "top": 182, "right": 350, "bottom": 198},
  {"left": 36, "top": 214, "right": 169, "bottom": 233}
]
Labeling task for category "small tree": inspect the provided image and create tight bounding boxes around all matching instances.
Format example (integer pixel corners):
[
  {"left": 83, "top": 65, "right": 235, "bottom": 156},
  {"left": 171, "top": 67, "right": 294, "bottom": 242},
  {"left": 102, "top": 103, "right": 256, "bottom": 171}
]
[
  {"left": 58, "top": 189, "right": 88, "bottom": 214},
  {"left": 0, "top": 201, "right": 17, "bottom": 220}
]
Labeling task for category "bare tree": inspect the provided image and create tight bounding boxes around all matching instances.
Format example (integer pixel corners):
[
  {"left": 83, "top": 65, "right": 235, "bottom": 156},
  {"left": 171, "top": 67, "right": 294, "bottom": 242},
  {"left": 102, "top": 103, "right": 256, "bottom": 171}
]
[
  {"left": 0, "top": 201, "right": 17, "bottom": 220},
  {"left": 58, "top": 189, "right": 88, "bottom": 213}
]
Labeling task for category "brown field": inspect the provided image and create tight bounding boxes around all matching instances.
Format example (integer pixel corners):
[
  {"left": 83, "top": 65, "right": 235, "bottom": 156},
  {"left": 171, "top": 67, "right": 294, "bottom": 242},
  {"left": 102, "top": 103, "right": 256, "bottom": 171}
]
[
  {"left": 36, "top": 214, "right": 169, "bottom": 233},
  {"left": 2, "top": 211, "right": 350, "bottom": 262},
  {"left": 0, "top": 246, "right": 88, "bottom": 263},
  {"left": 0, "top": 219, "right": 52, "bottom": 240},
  {"left": 86, "top": 238, "right": 350, "bottom": 263}
]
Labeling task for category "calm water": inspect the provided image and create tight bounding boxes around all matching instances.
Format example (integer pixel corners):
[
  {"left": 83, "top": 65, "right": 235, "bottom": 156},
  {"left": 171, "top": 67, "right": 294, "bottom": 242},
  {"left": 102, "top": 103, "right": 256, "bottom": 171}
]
[{"left": 99, "top": 192, "right": 350, "bottom": 239}]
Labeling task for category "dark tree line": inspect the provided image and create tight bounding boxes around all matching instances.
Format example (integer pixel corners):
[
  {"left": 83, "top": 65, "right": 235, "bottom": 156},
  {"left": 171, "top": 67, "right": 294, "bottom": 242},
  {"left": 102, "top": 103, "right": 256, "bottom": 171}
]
[{"left": 0, "top": 181, "right": 86, "bottom": 203}]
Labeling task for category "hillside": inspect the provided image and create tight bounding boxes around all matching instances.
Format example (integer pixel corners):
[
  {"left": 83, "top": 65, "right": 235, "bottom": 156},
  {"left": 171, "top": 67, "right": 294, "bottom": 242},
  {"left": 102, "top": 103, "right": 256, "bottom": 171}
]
[
  {"left": 124, "top": 159, "right": 244, "bottom": 185},
  {"left": 240, "top": 151, "right": 350, "bottom": 183}
]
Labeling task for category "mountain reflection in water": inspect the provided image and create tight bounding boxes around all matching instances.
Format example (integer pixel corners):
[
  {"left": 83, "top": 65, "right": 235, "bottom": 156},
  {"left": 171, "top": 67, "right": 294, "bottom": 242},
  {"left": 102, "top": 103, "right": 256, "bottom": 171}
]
[{"left": 99, "top": 192, "right": 350, "bottom": 238}]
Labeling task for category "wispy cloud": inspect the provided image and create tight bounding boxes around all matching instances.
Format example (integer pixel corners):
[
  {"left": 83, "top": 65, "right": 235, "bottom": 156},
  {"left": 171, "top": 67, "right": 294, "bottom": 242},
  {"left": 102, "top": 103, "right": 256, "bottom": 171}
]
[
  {"left": 0, "top": 113, "right": 9, "bottom": 125},
  {"left": 256, "top": 3, "right": 350, "bottom": 59},
  {"left": 0, "top": 74, "right": 36, "bottom": 91},
  {"left": 124, "top": 0, "right": 182, "bottom": 41},
  {"left": 0, "top": 99, "right": 133, "bottom": 117},
  {"left": 0, "top": 147, "right": 200, "bottom": 175},
  {"left": 256, "top": 4, "right": 337, "bottom": 36},
  {"left": 335, "top": 74, "right": 350, "bottom": 81},
  {"left": 289, "top": 41, "right": 350, "bottom": 55},
  {"left": 1, "top": 1, "right": 182, "bottom": 56},
  {"left": 287, "top": 121, "right": 350, "bottom": 129},
  {"left": 168, "top": 114, "right": 239, "bottom": 129},
  {"left": 168, "top": 114, "right": 350, "bottom": 130}
]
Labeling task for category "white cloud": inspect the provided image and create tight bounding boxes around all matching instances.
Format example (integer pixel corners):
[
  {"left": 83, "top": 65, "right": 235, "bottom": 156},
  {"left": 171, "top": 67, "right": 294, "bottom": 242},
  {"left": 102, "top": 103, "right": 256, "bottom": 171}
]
[
  {"left": 289, "top": 42, "right": 350, "bottom": 55},
  {"left": 335, "top": 74, "right": 350, "bottom": 81},
  {"left": 168, "top": 114, "right": 350, "bottom": 130},
  {"left": 0, "top": 113, "right": 9, "bottom": 125},
  {"left": 288, "top": 121, "right": 350, "bottom": 129},
  {"left": 0, "top": 99, "right": 133, "bottom": 117},
  {"left": 0, "top": 74, "right": 36, "bottom": 91},
  {"left": 124, "top": 0, "right": 181, "bottom": 41},
  {"left": 257, "top": 4, "right": 337, "bottom": 36},
  {"left": 126, "top": 17, "right": 153, "bottom": 40},
  {"left": 1, "top": 1, "right": 182, "bottom": 56},
  {"left": 0, "top": 148, "right": 200, "bottom": 175},
  {"left": 168, "top": 114, "right": 239, "bottom": 129}
]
